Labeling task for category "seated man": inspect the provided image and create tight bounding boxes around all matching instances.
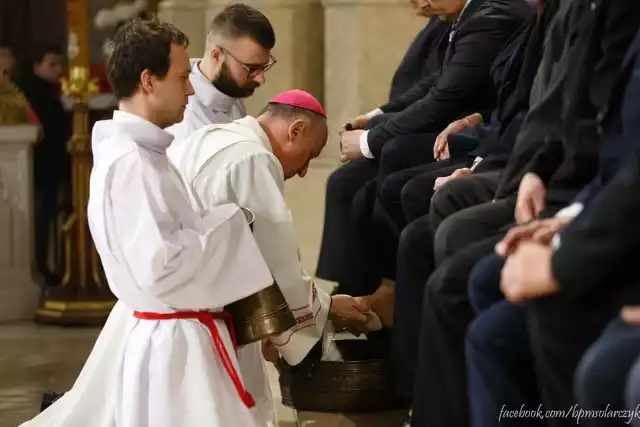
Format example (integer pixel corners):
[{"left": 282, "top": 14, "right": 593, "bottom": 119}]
[
  {"left": 316, "top": 0, "right": 533, "bottom": 313},
  {"left": 342, "top": 4, "right": 545, "bottom": 328},
  {"left": 406, "top": 2, "right": 640, "bottom": 426},
  {"left": 169, "top": 90, "right": 372, "bottom": 427},
  {"left": 388, "top": 1, "right": 449, "bottom": 102},
  {"left": 489, "top": 31, "right": 640, "bottom": 426},
  {"left": 336, "top": 0, "right": 556, "bottom": 403}
]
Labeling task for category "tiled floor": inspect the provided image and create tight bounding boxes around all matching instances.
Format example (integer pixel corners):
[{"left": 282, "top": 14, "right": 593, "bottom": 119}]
[{"left": 0, "top": 164, "right": 404, "bottom": 427}]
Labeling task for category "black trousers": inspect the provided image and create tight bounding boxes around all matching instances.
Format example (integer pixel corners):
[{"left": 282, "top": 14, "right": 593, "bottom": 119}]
[
  {"left": 466, "top": 254, "right": 542, "bottom": 427},
  {"left": 430, "top": 171, "right": 504, "bottom": 263},
  {"left": 315, "top": 133, "right": 437, "bottom": 296},
  {"left": 391, "top": 184, "right": 513, "bottom": 399},
  {"left": 377, "top": 160, "right": 463, "bottom": 232},
  {"left": 410, "top": 236, "right": 504, "bottom": 427},
  {"left": 359, "top": 160, "right": 465, "bottom": 284},
  {"left": 527, "top": 282, "right": 640, "bottom": 427},
  {"left": 409, "top": 204, "right": 563, "bottom": 427},
  {"left": 575, "top": 317, "right": 640, "bottom": 427}
]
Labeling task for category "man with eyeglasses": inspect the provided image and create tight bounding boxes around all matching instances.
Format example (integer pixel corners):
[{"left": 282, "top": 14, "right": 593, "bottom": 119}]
[{"left": 167, "top": 3, "right": 276, "bottom": 145}]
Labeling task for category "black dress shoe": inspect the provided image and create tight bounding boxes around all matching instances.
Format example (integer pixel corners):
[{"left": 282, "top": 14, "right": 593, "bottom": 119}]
[{"left": 40, "top": 391, "right": 65, "bottom": 412}]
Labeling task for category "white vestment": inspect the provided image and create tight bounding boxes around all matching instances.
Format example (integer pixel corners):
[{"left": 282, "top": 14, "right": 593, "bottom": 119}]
[
  {"left": 169, "top": 116, "right": 332, "bottom": 426},
  {"left": 20, "top": 110, "right": 274, "bottom": 427},
  {"left": 166, "top": 58, "right": 246, "bottom": 145}
]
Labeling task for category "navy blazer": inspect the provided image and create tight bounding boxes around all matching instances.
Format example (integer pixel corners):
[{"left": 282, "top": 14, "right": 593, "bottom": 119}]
[
  {"left": 495, "top": 0, "right": 640, "bottom": 204},
  {"left": 551, "top": 28, "right": 640, "bottom": 296}
]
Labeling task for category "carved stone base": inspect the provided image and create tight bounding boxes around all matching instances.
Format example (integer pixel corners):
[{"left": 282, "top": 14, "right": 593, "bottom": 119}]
[
  {"left": 0, "top": 125, "right": 39, "bottom": 323},
  {"left": 35, "top": 286, "right": 115, "bottom": 326}
]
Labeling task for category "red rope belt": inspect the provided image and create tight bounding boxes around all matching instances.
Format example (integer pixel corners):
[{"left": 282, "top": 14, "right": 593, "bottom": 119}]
[{"left": 132, "top": 310, "right": 255, "bottom": 408}]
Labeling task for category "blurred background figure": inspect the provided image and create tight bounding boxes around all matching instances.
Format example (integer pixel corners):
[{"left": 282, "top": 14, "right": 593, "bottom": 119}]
[{"left": 18, "top": 45, "right": 71, "bottom": 287}]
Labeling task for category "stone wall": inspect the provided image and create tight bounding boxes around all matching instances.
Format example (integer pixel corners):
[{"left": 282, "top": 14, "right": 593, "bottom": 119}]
[{"left": 159, "top": 0, "right": 425, "bottom": 165}]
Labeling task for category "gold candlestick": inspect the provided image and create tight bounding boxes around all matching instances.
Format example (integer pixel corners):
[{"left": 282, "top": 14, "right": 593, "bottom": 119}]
[{"left": 34, "top": 65, "right": 116, "bottom": 325}]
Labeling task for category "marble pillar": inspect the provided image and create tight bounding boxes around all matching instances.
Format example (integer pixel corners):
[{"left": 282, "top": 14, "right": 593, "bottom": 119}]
[
  {"left": 0, "top": 125, "right": 40, "bottom": 322},
  {"left": 159, "top": 0, "right": 324, "bottom": 116},
  {"left": 321, "top": 0, "right": 425, "bottom": 163},
  {"left": 158, "top": 0, "right": 210, "bottom": 59}
]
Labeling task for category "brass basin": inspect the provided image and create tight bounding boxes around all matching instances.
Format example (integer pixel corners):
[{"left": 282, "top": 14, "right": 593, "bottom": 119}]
[
  {"left": 226, "top": 283, "right": 296, "bottom": 346},
  {"left": 225, "top": 207, "right": 296, "bottom": 346},
  {"left": 278, "top": 339, "right": 408, "bottom": 413}
]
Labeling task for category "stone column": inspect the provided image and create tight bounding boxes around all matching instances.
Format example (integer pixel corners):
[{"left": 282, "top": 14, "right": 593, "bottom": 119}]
[
  {"left": 0, "top": 125, "right": 39, "bottom": 322},
  {"left": 159, "top": 0, "right": 324, "bottom": 116},
  {"left": 321, "top": 0, "right": 425, "bottom": 164},
  {"left": 158, "top": 0, "right": 210, "bottom": 58}
]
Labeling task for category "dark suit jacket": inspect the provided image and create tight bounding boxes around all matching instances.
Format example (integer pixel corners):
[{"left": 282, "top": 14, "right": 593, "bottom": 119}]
[
  {"left": 366, "top": 0, "right": 534, "bottom": 159},
  {"left": 387, "top": 17, "right": 450, "bottom": 103},
  {"left": 494, "top": 0, "right": 640, "bottom": 205},
  {"left": 445, "top": 24, "right": 533, "bottom": 162},
  {"left": 463, "top": 0, "right": 561, "bottom": 172},
  {"left": 383, "top": 17, "right": 451, "bottom": 113},
  {"left": 551, "top": 29, "right": 640, "bottom": 295},
  {"left": 18, "top": 73, "right": 71, "bottom": 186}
]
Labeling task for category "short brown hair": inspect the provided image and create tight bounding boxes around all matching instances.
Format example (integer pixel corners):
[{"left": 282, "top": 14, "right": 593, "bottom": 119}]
[
  {"left": 208, "top": 4, "right": 275, "bottom": 49},
  {"left": 106, "top": 18, "right": 189, "bottom": 100}
]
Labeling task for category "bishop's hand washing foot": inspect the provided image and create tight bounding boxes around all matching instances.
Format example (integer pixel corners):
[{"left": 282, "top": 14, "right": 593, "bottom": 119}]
[{"left": 361, "top": 279, "right": 396, "bottom": 329}]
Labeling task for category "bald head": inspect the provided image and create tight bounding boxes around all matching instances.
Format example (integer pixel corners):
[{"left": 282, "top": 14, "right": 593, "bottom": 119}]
[{"left": 258, "top": 102, "right": 328, "bottom": 179}]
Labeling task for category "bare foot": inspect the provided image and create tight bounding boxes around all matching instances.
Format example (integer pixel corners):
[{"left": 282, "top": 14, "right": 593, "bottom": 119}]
[{"left": 363, "top": 280, "right": 395, "bottom": 329}]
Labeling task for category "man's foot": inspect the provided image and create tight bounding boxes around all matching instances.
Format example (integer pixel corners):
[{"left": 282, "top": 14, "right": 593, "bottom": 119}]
[{"left": 362, "top": 280, "right": 395, "bottom": 328}]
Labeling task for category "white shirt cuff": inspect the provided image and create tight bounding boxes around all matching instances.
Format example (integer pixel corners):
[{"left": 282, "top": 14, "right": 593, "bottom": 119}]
[
  {"left": 359, "top": 130, "right": 374, "bottom": 159},
  {"left": 365, "top": 108, "right": 383, "bottom": 119},
  {"left": 470, "top": 156, "right": 483, "bottom": 171},
  {"left": 554, "top": 202, "right": 584, "bottom": 220}
]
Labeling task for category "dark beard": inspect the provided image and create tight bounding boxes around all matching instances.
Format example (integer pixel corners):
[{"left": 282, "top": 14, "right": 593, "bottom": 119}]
[{"left": 212, "top": 61, "right": 258, "bottom": 99}]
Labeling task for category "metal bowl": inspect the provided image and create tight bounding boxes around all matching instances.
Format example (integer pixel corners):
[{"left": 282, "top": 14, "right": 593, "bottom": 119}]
[
  {"left": 278, "top": 339, "right": 408, "bottom": 413},
  {"left": 225, "top": 282, "right": 296, "bottom": 346}
]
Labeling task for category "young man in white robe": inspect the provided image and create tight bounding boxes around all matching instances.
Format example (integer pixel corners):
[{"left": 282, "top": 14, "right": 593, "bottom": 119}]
[
  {"left": 170, "top": 89, "right": 374, "bottom": 426},
  {"left": 167, "top": 3, "right": 277, "bottom": 142},
  {"left": 21, "top": 19, "right": 277, "bottom": 427}
]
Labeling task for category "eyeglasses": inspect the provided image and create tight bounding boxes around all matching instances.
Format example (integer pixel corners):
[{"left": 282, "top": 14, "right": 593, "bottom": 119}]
[{"left": 219, "top": 46, "right": 277, "bottom": 79}]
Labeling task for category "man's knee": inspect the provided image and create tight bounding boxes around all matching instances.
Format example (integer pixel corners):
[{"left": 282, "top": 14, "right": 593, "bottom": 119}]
[
  {"left": 398, "top": 217, "right": 433, "bottom": 260},
  {"left": 400, "top": 176, "right": 432, "bottom": 223},
  {"left": 378, "top": 173, "right": 406, "bottom": 212},
  {"left": 466, "top": 310, "right": 498, "bottom": 355},
  {"left": 326, "top": 159, "right": 371, "bottom": 201},
  {"left": 433, "top": 210, "right": 474, "bottom": 264},
  {"left": 468, "top": 254, "right": 505, "bottom": 313},
  {"left": 575, "top": 319, "right": 640, "bottom": 408},
  {"left": 430, "top": 177, "right": 471, "bottom": 225},
  {"left": 626, "top": 358, "right": 640, "bottom": 409}
]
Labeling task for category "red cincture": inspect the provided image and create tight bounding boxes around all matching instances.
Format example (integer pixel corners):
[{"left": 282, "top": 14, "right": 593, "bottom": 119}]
[{"left": 132, "top": 310, "right": 255, "bottom": 408}]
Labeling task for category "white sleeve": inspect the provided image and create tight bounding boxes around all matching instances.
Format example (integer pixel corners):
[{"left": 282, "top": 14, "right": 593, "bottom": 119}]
[
  {"left": 359, "top": 130, "right": 374, "bottom": 159},
  {"left": 109, "top": 154, "right": 273, "bottom": 310},
  {"left": 197, "top": 151, "right": 331, "bottom": 365},
  {"left": 365, "top": 108, "right": 383, "bottom": 119}
]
